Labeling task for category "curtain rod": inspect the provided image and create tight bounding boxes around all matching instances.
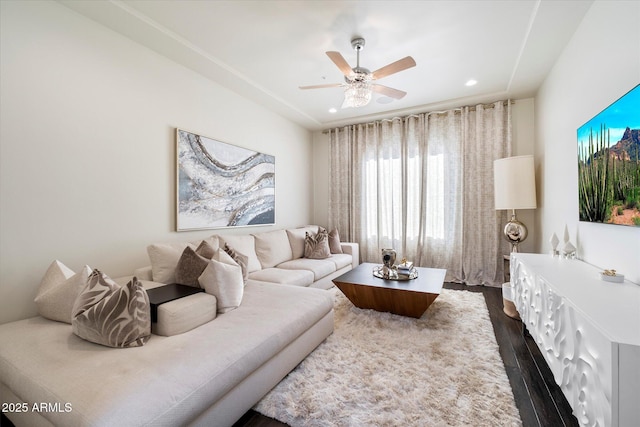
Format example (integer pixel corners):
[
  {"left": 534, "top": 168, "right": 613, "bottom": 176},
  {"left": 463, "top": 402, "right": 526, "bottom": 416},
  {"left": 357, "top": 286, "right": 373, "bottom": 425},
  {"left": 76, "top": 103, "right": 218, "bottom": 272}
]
[{"left": 322, "top": 99, "right": 514, "bottom": 134}]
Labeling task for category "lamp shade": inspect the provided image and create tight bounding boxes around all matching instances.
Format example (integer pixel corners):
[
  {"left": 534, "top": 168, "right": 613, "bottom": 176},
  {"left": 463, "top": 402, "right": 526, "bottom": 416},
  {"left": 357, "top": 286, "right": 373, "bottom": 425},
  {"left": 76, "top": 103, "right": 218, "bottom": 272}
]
[{"left": 494, "top": 155, "right": 537, "bottom": 210}]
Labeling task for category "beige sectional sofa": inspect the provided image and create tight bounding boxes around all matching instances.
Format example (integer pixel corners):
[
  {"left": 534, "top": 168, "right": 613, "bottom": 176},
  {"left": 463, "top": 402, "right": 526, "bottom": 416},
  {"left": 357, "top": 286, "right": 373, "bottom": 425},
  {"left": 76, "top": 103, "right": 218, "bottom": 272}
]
[
  {"left": 139, "top": 226, "right": 359, "bottom": 290},
  {"left": 0, "top": 226, "right": 359, "bottom": 427}
]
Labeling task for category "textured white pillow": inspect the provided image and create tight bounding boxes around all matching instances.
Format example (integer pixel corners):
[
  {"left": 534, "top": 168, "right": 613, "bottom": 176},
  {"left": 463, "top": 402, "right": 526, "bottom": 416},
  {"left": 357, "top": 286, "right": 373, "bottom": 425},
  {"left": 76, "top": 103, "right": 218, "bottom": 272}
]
[
  {"left": 34, "top": 260, "right": 92, "bottom": 324},
  {"left": 199, "top": 249, "right": 244, "bottom": 313}
]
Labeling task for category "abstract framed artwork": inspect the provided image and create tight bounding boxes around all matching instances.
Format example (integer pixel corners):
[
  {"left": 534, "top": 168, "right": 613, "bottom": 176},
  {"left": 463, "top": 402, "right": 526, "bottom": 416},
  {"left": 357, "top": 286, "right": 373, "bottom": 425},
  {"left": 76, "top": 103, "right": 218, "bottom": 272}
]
[{"left": 176, "top": 129, "right": 275, "bottom": 231}]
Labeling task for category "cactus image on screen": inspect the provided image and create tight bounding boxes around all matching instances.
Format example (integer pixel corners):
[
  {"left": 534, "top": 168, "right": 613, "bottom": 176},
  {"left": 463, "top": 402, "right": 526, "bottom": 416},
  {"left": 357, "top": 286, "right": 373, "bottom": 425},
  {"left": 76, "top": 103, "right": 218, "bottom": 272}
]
[{"left": 577, "top": 84, "right": 640, "bottom": 227}]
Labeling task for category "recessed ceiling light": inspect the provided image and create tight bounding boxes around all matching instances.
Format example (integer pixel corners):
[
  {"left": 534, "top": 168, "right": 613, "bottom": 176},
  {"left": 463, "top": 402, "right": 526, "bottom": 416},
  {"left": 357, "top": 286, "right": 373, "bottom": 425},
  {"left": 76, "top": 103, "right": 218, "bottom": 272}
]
[
  {"left": 465, "top": 79, "right": 478, "bottom": 87},
  {"left": 328, "top": 108, "right": 337, "bottom": 113},
  {"left": 376, "top": 96, "right": 394, "bottom": 104}
]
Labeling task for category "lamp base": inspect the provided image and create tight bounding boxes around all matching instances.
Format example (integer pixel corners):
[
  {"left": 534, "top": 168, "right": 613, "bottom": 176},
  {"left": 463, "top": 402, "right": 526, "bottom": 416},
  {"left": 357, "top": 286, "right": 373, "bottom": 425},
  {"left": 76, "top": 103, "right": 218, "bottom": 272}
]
[{"left": 503, "top": 212, "right": 528, "bottom": 253}]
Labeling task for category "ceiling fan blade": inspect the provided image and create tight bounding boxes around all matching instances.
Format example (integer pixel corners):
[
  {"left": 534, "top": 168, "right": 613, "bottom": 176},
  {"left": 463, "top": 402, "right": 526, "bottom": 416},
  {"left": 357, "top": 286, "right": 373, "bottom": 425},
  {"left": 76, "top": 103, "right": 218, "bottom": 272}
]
[
  {"left": 371, "top": 56, "right": 416, "bottom": 80},
  {"left": 299, "top": 83, "right": 343, "bottom": 90},
  {"left": 326, "top": 51, "right": 354, "bottom": 76},
  {"left": 372, "top": 84, "right": 407, "bottom": 99}
]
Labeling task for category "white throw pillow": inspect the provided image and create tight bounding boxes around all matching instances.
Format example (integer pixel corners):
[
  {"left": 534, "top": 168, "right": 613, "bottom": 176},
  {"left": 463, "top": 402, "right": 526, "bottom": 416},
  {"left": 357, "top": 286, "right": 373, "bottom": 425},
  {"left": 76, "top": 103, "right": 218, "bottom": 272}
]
[
  {"left": 34, "top": 260, "right": 92, "bottom": 324},
  {"left": 199, "top": 249, "right": 244, "bottom": 313}
]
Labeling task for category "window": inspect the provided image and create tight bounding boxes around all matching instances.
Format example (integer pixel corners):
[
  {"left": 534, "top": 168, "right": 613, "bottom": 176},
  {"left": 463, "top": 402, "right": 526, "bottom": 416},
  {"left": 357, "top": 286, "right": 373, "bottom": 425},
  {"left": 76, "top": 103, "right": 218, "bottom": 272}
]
[{"left": 363, "top": 153, "right": 444, "bottom": 243}]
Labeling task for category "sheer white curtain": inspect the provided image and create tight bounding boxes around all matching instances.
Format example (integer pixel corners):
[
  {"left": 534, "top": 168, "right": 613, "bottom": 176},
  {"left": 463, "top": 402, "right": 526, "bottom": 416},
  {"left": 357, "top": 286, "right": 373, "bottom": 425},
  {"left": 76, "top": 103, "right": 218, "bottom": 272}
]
[{"left": 328, "top": 101, "right": 511, "bottom": 286}]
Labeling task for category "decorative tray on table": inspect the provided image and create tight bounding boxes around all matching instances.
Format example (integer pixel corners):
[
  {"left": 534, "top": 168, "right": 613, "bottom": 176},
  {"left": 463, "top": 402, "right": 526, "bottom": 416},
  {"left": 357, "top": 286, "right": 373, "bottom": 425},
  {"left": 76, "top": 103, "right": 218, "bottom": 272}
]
[{"left": 373, "top": 264, "right": 418, "bottom": 281}]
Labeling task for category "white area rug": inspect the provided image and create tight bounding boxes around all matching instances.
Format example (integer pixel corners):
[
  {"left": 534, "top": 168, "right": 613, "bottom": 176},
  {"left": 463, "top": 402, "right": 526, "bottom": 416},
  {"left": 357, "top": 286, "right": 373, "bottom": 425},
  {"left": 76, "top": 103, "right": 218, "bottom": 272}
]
[{"left": 255, "top": 289, "right": 522, "bottom": 426}]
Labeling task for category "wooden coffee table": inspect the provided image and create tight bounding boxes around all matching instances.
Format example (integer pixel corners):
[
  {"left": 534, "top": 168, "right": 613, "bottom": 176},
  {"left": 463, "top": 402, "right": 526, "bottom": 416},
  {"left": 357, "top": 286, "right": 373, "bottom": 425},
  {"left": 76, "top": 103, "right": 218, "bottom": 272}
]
[{"left": 333, "top": 262, "right": 446, "bottom": 318}]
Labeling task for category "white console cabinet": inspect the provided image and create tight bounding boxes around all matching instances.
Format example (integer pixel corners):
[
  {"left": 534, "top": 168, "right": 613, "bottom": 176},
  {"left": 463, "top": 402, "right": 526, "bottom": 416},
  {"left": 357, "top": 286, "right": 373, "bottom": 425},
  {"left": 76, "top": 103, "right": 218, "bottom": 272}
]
[{"left": 511, "top": 253, "right": 640, "bottom": 427}]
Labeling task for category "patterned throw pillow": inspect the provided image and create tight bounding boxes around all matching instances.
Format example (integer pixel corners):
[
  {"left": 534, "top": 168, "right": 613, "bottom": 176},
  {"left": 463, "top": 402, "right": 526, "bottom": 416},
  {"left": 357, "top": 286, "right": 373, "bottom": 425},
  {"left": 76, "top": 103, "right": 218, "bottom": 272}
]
[
  {"left": 304, "top": 229, "right": 331, "bottom": 259},
  {"left": 72, "top": 270, "right": 151, "bottom": 348},
  {"left": 175, "top": 240, "right": 216, "bottom": 287},
  {"left": 224, "top": 243, "right": 249, "bottom": 283}
]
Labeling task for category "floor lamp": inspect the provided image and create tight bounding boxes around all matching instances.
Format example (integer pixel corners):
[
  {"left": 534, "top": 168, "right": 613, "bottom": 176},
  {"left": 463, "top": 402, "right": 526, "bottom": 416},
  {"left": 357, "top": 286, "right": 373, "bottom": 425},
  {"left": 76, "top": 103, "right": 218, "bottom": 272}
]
[{"left": 494, "top": 155, "right": 537, "bottom": 253}]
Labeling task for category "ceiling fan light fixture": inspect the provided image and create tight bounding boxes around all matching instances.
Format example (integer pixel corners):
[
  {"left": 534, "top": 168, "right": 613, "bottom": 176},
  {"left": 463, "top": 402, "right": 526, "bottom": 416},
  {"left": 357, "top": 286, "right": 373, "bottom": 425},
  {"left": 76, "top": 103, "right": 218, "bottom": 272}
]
[
  {"left": 342, "top": 72, "right": 372, "bottom": 108},
  {"left": 300, "top": 37, "right": 415, "bottom": 108},
  {"left": 342, "top": 83, "right": 372, "bottom": 108}
]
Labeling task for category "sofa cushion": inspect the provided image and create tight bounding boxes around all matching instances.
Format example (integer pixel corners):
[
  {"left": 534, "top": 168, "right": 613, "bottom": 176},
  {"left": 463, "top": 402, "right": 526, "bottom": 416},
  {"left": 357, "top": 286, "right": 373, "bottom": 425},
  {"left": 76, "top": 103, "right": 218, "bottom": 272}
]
[
  {"left": 72, "top": 270, "right": 151, "bottom": 348},
  {"left": 304, "top": 229, "right": 331, "bottom": 259},
  {"left": 286, "top": 226, "right": 318, "bottom": 259},
  {"left": 175, "top": 241, "right": 216, "bottom": 287},
  {"left": 115, "top": 279, "right": 217, "bottom": 337},
  {"left": 220, "top": 235, "right": 261, "bottom": 273},
  {"left": 253, "top": 229, "right": 293, "bottom": 268},
  {"left": 34, "top": 261, "right": 91, "bottom": 324},
  {"left": 329, "top": 254, "right": 353, "bottom": 270},
  {"left": 153, "top": 292, "right": 217, "bottom": 336},
  {"left": 248, "top": 268, "right": 314, "bottom": 287},
  {"left": 199, "top": 250, "right": 244, "bottom": 313},
  {"left": 277, "top": 258, "right": 337, "bottom": 281}
]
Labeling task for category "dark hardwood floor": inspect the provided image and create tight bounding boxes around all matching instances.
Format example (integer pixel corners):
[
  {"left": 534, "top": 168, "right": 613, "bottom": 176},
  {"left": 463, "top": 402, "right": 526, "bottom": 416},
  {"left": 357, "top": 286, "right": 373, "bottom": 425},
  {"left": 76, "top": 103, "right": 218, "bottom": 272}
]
[
  {"left": 1, "top": 284, "right": 579, "bottom": 427},
  {"left": 234, "top": 283, "right": 579, "bottom": 427}
]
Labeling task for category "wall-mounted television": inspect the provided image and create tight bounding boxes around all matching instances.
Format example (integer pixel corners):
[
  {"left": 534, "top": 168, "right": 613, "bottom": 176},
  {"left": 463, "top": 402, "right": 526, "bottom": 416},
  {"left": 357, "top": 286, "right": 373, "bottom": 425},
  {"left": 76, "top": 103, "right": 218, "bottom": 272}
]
[{"left": 577, "top": 84, "right": 640, "bottom": 227}]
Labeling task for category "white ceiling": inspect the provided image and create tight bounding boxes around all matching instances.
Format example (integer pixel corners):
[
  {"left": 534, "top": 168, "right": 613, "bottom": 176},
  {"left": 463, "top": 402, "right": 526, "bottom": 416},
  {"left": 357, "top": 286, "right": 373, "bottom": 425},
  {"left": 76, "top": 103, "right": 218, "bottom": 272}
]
[{"left": 59, "top": 0, "right": 593, "bottom": 131}]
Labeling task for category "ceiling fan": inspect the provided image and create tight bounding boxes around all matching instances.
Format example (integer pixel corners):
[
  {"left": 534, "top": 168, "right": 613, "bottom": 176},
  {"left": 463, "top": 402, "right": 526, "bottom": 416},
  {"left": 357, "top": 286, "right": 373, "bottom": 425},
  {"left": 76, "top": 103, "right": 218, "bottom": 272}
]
[{"left": 299, "top": 37, "right": 416, "bottom": 108}]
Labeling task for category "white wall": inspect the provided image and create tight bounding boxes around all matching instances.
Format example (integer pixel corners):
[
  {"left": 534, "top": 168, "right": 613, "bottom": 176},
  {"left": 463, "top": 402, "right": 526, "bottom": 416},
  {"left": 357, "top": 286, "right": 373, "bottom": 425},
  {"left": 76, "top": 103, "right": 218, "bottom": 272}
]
[
  {"left": 535, "top": 0, "right": 640, "bottom": 283},
  {"left": 312, "top": 99, "right": 538, "bottom": 253},
  {"left": 0, "top": 1, "right": 313, "bottom": 324}
]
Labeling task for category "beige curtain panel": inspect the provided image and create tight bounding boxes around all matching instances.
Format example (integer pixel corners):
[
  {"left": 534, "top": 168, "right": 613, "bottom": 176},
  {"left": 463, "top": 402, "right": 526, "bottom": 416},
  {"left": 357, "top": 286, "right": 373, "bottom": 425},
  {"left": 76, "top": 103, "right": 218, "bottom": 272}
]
[{"left": 328, "top": 101, "right": 512, "bottom": 286}]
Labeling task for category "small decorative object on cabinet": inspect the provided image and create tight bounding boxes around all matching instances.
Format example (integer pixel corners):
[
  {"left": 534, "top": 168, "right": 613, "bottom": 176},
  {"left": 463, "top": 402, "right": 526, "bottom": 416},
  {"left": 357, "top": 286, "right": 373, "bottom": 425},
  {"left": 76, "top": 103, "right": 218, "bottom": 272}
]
[
  {"left": 549, "top": 232, "right": 560, "bottom": 257},
  {"left": 561, "top": 225, "right": 577, "bottom": 258},
  {"left": 562, "top": 241, "right": 577, "bottom": 259},
  {"left": 601, "top": 269, "right": 625, "bottom": 283}
]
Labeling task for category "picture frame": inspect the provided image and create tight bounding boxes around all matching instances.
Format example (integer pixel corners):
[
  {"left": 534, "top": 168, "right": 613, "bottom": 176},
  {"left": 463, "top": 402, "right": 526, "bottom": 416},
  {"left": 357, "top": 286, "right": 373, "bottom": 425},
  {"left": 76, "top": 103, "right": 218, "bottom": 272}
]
[
  {"left": 577, "top": 84, "right": 640, "bottom": 227},
  {"left": 176, "top": 128, "right": 275, "bottom": 231}
]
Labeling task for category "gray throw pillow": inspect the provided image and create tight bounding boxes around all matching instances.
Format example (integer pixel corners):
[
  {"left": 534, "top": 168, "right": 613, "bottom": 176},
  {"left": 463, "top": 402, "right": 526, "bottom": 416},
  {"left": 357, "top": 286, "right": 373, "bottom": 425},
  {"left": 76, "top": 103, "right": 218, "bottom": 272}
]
[
  {"left": 175, "top": 240, "right": 215, "bottom": 287},
  {"left": 72, "top": 270, "right": 151, "bottom": 348}
]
